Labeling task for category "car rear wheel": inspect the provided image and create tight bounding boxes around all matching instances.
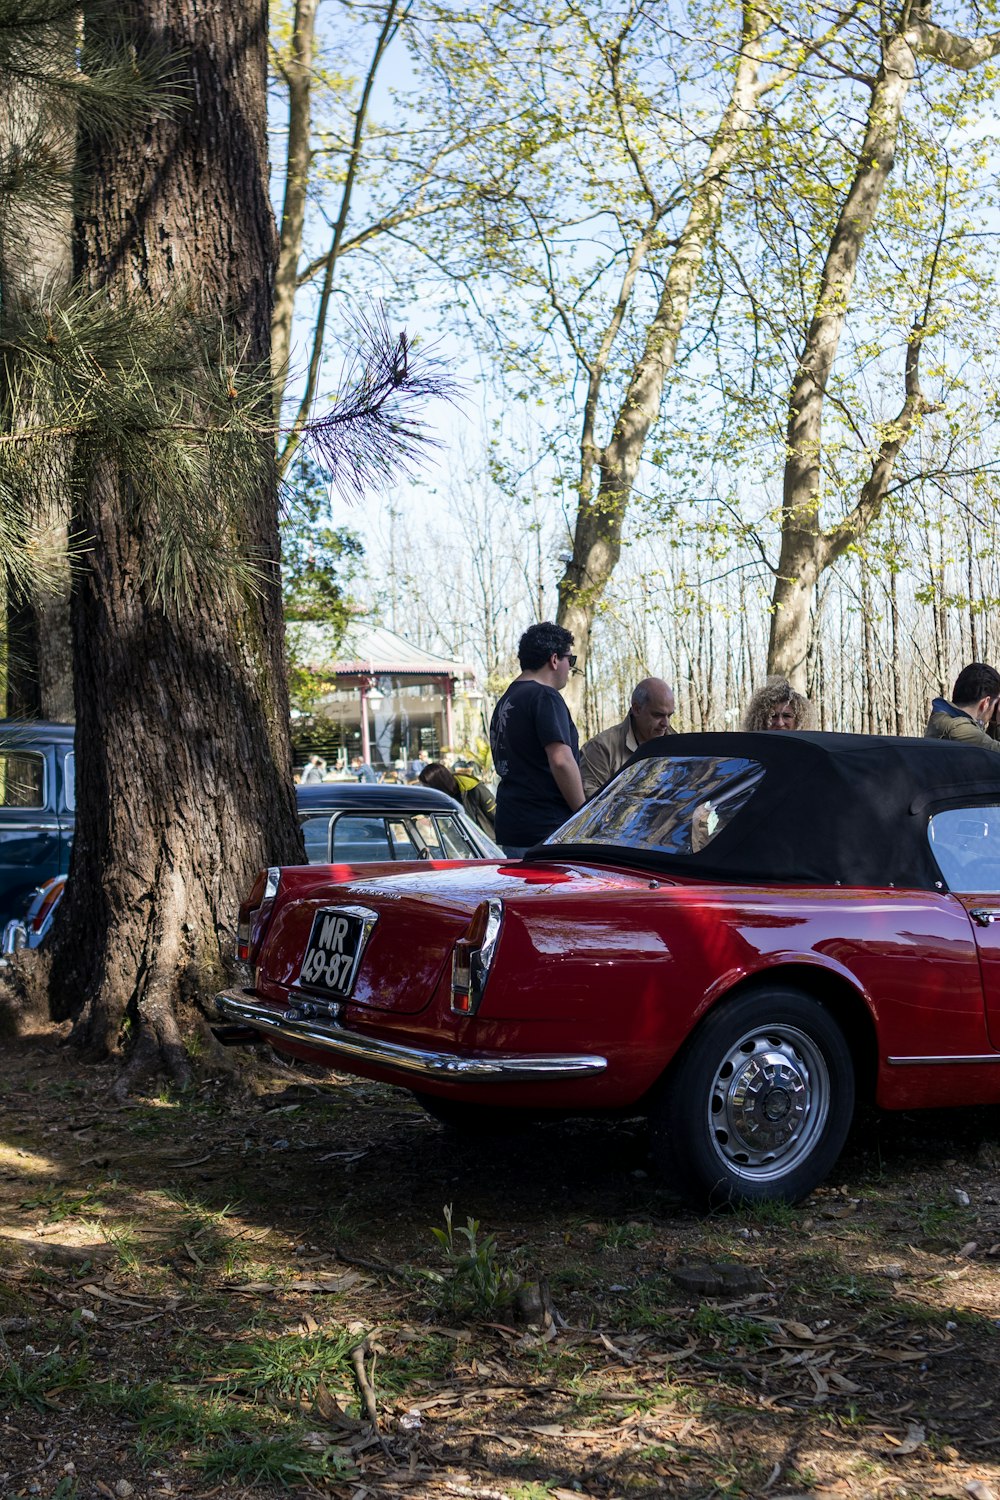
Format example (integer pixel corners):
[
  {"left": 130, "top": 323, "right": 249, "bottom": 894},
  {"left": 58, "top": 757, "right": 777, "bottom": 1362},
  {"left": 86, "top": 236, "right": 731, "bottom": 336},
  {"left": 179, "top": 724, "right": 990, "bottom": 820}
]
[{"left": 651, "top": 986, "right": 855, "bottom": 1207}]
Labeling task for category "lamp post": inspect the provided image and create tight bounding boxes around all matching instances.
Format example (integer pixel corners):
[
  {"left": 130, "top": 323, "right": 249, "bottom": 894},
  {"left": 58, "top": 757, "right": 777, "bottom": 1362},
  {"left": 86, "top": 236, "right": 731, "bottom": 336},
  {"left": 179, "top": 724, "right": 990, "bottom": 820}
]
[{"left": 359, "top": 679, "right": 372, "bottom": 765}]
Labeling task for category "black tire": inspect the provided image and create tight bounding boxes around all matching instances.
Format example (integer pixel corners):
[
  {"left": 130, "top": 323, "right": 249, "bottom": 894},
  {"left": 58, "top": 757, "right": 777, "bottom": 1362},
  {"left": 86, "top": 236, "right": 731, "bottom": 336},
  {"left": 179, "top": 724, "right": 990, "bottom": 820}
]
[
  {"left": 412, "top": 1091, "right": 535, "bottom": 1136},
  {"left": 651, "top": 986, "right": 855, "bottom": 1208}
]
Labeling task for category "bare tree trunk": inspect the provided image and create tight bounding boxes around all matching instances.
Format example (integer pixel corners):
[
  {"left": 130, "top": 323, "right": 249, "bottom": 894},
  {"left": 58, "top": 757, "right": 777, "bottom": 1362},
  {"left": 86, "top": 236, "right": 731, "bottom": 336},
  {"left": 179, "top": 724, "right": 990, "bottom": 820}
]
[
  {"left": 889, "top": 557, "right": 904, "bottom": 734},
  {"left": 278, "top": 0, "right": 406, "bottom": 475},
  {"left": 860, "top": 555, "right": 876, "bottom": 733},
  {"left": 53, "top": 0, "right": 303, "bottom": 1090},
  {"left": 271, "top": 0, "right": 320, "bottom": 419}
]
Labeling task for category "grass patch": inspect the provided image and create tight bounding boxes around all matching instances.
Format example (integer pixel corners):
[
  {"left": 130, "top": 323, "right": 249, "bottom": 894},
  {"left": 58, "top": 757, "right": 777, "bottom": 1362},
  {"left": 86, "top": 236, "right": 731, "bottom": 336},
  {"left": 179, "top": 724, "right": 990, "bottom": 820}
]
[
  {"left": 18, "top": 1185, "right": 104, "bottom": 1221},
  {"left": 88, "top": 1376, "right": 358, "bottom": 1485},
  {"left": 377, "top": 1334, "right": 454, "bottom": 1391},
  {"left": 193, "top": 1432, "right": 355, "bottom": 1486},
  {"left": 691, "top": 1305, "right": 771, "bottom": 1350},
  {"left": 601, "top": 1221, "right": 657, "bottom": 1253},
  {"left": 204, "top": 1327, "right": 357, "bottom": 1401},
  {"left": 604, "top": 1276, "right": 685, "bottom": 1334},
  {"left": 0, "top": 1349, "right": 91, "bottom": 1411}
]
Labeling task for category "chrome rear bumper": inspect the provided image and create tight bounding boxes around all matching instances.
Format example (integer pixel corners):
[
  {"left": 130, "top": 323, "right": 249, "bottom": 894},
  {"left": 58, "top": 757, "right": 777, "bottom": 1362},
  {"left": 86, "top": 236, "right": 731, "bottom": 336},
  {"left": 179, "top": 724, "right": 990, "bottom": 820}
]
[{"left": 213, "top": 988, "right": 608, "bottom": 1083}]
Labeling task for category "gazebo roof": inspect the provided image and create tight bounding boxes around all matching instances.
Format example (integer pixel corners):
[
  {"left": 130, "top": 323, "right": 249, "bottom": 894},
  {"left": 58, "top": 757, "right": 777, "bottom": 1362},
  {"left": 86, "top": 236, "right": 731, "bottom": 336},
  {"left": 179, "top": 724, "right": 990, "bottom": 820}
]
[{"left": 288, "top": 620, "right": 473, "bottom": 679}]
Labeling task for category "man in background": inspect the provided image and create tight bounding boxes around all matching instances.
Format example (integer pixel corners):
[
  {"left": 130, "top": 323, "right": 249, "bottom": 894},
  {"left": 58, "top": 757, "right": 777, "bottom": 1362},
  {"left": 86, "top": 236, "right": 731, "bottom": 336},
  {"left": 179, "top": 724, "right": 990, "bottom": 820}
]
[
  {"left": 579, "top": 677, "right": 676, "bottom": 798},
  {"left": 925, "top": 663, "right": 1000, "bottom": 750},
  {"left": 490, "top": 622, "right": 585, "bottom": 857},
  {"left": 300, "top": 754, "right": 325, "bottom": 784}
]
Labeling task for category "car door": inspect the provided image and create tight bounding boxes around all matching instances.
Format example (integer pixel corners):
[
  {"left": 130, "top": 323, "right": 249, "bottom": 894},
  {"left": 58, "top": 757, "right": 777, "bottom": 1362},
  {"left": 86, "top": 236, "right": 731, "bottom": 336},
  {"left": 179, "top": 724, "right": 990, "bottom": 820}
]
[
  {"left": 0, "top": 744, "right": 61, "bottom": 921},
  {"left": 929, "top": 804, "right": 1000, "bottom": 1048}
]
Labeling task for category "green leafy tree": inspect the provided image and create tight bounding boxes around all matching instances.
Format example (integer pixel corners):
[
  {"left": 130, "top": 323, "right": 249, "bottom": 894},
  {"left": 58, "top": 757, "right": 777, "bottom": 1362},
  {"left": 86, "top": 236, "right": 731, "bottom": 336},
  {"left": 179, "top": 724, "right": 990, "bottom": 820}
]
[
  {"left": 761, "top": 1, "right": 1000, "bottom": 684},
  {"left": 401, "top": 0, "right": 855, "bottom": 712},
  {"left": 281, "top": 456, "right": 364, "bottom": 714}
]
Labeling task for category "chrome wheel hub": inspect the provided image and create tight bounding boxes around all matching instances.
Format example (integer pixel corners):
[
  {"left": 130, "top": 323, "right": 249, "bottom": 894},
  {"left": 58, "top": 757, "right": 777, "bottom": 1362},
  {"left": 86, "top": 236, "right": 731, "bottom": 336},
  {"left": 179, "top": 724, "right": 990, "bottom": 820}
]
[{"left": 708, "top": 1025, "right": 830, "bottom": 1180}]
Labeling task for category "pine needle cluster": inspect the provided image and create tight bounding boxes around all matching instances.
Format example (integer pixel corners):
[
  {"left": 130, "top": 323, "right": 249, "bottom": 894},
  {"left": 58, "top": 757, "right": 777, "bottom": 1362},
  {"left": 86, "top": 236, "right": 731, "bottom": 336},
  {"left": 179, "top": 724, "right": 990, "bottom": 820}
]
[
  {"left": 0, "top": 2, "right": 454, "bottom": 618},
  {"left": 1, "top": 293, "right": 453, "bottom": 610}
]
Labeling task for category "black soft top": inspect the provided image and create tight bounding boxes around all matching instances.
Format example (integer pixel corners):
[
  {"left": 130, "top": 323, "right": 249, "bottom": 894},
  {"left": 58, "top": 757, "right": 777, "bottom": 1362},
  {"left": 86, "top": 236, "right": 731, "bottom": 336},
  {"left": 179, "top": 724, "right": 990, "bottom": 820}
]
[
  {"left": 530, "top": 730, "right": 1000, "bottom": 889},
  {"left": 296, "top": 781, "right": 461, "bottom": 816}
]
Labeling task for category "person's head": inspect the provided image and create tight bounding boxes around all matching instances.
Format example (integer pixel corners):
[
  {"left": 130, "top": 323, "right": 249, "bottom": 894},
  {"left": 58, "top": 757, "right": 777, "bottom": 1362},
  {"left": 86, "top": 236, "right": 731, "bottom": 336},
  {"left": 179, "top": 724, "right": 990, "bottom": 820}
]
[
  {"left": 419, "top": 762, "right": 461, "bottom": 801},
  {"left": 952, "top": 663, "right": 1000, "bottom": 724},
  {"left": 630, "top": 678, "right": 676, "bottom": 743},
  {"left": 741, "top": 678, "right": 811, "bottom": 732},
  {"left": 350, "top": 754, "right": 361, "bottom": 767},
  {"left": 517, "top": 622, "right": 576, "bottom": 686}
]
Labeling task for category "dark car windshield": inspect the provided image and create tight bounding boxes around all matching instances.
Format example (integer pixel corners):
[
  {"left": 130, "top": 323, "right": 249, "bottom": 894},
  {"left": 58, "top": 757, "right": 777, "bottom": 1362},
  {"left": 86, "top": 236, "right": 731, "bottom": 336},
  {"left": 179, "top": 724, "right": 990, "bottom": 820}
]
[{"left": 547, "top": 755, "right": 765, "bottom": 855}]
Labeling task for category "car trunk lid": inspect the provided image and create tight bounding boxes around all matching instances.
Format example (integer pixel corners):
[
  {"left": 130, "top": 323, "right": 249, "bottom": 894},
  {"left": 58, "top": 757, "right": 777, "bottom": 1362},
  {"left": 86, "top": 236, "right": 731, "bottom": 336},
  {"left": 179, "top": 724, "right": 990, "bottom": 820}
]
[{"left": 260, "top": 858, "right": 658, "bottom": 1016}]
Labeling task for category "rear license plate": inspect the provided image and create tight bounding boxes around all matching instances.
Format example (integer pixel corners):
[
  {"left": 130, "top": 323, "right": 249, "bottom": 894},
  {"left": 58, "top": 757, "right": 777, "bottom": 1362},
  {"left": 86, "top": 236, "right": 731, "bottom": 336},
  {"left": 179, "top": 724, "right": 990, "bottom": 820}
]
[{"left": 297, "top": 907, "right": 373, "bottom": 997}]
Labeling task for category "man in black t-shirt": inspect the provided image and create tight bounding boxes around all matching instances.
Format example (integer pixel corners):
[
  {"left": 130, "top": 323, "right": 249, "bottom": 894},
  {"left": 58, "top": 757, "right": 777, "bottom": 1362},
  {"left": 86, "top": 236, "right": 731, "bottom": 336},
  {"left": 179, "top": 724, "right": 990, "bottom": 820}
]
[{"left": 489, "top": 622, "right": 585, "bottom": 857}]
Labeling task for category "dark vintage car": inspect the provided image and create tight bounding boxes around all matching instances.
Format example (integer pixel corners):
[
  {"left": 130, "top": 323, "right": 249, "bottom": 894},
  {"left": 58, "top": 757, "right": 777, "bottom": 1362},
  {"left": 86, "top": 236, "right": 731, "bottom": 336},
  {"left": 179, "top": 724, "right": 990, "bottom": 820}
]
[
  {"left": 216, "top": 731, "right": 1000, "bottom": 1205},
  {"left": 296, "top": 781, "right": 501, "bottom": 863},
  {"left": 0, "top": 721, "right": 75, "bottom": 928},
  {"left": 0, "top": 779, "right": 500, "bottom": 955}
]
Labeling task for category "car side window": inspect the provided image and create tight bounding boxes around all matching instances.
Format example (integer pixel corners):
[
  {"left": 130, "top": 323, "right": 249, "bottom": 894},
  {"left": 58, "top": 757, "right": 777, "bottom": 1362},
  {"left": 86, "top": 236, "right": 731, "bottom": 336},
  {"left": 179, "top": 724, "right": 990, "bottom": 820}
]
[
  {"left": 929, "top": 806, "right": 1000, "bottom": 892},
  {"left": 331, "top": 815, "right": 393, "bottom": 862},
  {"left": 300, "top": 814, "right": 332, "bottom": 863},
  {"left": 63, "top": 752, "right": 75, "bottom": 812},
  {"left": 434, "top": 816, "right": 477, "bottom": 859},
  {"left": 0, "top": 753, "right": 45, "bottom": 810},
  {"left": 387, "top": 819, "right": 421, "bottom": 860},
  {"left": 411, "top": 814, "right": 444, "bottom": 857}
]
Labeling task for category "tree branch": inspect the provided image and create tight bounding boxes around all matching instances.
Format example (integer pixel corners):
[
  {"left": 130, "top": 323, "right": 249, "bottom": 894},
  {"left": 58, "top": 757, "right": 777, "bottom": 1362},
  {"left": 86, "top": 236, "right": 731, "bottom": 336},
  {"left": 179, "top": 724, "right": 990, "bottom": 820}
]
[
  {"left": 917, "top": 20, "right": 1000, "bottom": 70},
  {"left": 279, "top": 0, "right": 410, "bottom": 476}
]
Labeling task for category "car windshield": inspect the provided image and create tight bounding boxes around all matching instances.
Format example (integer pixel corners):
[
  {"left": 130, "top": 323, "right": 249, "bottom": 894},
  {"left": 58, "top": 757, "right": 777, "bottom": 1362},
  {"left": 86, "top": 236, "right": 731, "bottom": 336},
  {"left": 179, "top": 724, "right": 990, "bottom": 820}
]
[{"left": 547, "top": 755, "right": 765, "bottom": 855}]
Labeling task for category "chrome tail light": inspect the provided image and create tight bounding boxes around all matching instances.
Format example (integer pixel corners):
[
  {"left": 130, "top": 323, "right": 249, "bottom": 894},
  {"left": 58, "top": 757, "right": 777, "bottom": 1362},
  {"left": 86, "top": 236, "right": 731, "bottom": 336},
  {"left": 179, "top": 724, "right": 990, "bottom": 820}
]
[
  {"left": 451, "top": 898, "right": 503, "bottom": 1016},
  {"left": 237, "top": 867, "right": 280, "bottom": 962}
]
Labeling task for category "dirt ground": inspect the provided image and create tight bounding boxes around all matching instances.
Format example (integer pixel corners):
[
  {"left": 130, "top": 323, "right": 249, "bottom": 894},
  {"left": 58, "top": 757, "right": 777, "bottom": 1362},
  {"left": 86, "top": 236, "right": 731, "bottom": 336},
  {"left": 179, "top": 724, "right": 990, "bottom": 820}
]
[{"left": 2, "top": 1024, "right": 1000, "bottom": 1500}]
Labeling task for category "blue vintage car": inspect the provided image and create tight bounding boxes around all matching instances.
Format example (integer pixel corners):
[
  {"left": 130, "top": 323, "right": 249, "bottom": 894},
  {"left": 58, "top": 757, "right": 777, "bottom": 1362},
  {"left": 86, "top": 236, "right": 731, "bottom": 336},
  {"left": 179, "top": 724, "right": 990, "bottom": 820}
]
[{"left": 0, "top": 721, "right": 75, "bottom": 927}]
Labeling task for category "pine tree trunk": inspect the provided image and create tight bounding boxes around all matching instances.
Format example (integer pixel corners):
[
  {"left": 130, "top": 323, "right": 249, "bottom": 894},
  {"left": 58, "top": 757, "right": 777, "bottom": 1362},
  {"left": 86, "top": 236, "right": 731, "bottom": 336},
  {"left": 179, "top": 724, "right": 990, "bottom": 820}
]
[{"left": 52, "top": 0, "right": 303, "bottom": 1091}]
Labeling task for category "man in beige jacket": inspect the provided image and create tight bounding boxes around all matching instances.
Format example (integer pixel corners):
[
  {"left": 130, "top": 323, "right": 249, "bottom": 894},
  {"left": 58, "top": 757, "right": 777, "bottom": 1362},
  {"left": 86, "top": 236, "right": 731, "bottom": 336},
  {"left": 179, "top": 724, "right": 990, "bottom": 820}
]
[{"left": 580, "top": 678, "right": 676, "bottom": 798}]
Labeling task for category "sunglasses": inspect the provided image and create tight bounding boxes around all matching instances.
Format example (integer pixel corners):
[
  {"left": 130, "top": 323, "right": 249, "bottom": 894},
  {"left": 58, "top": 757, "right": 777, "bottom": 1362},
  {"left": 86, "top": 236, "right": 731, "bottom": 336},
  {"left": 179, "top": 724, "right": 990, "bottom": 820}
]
[{"left": 562, "top": 653, "right": 578, "bottom": 668}]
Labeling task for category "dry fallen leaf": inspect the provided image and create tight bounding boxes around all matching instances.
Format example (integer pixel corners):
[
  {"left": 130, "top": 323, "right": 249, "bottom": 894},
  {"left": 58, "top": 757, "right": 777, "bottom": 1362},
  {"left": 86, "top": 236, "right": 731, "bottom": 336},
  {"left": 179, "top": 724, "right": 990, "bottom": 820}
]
[
  {"left": 288, "top": 1272, "right": 364, "bottom": 1293},
  {"left": 887, "top": 1422, "right": 926, "bottom": 1456},
  {"left": 314, "top": 1379, "right": 364, "bottom": 1431}
]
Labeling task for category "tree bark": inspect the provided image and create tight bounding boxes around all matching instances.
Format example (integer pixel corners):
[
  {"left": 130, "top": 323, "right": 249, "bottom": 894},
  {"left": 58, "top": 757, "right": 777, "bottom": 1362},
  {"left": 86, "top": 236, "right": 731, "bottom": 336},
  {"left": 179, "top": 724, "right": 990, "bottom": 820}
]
[
  {"left": 767, "top": 13, "right": 1000, "bottom": 687},
  {"left": 271, "top": 0, "right": 320, "bottom": 419},
  {"left": 54, "top": 0, "right": 303, "bottom": 1089}
]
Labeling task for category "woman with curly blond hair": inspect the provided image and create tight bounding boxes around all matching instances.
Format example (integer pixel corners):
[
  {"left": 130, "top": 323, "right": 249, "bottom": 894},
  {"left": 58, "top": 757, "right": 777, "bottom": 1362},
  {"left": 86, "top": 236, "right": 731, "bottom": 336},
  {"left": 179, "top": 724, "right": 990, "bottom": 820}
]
[{"left": 741, "top": 677, "right": 812, "bottom": 731}]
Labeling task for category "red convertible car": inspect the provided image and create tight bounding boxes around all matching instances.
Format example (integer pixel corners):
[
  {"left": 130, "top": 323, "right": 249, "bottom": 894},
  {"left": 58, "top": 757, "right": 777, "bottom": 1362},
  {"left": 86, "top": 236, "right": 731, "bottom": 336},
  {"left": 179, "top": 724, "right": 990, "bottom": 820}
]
[{"left": 215, "top": 732, "right": 1000, "bottom": 1205}]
